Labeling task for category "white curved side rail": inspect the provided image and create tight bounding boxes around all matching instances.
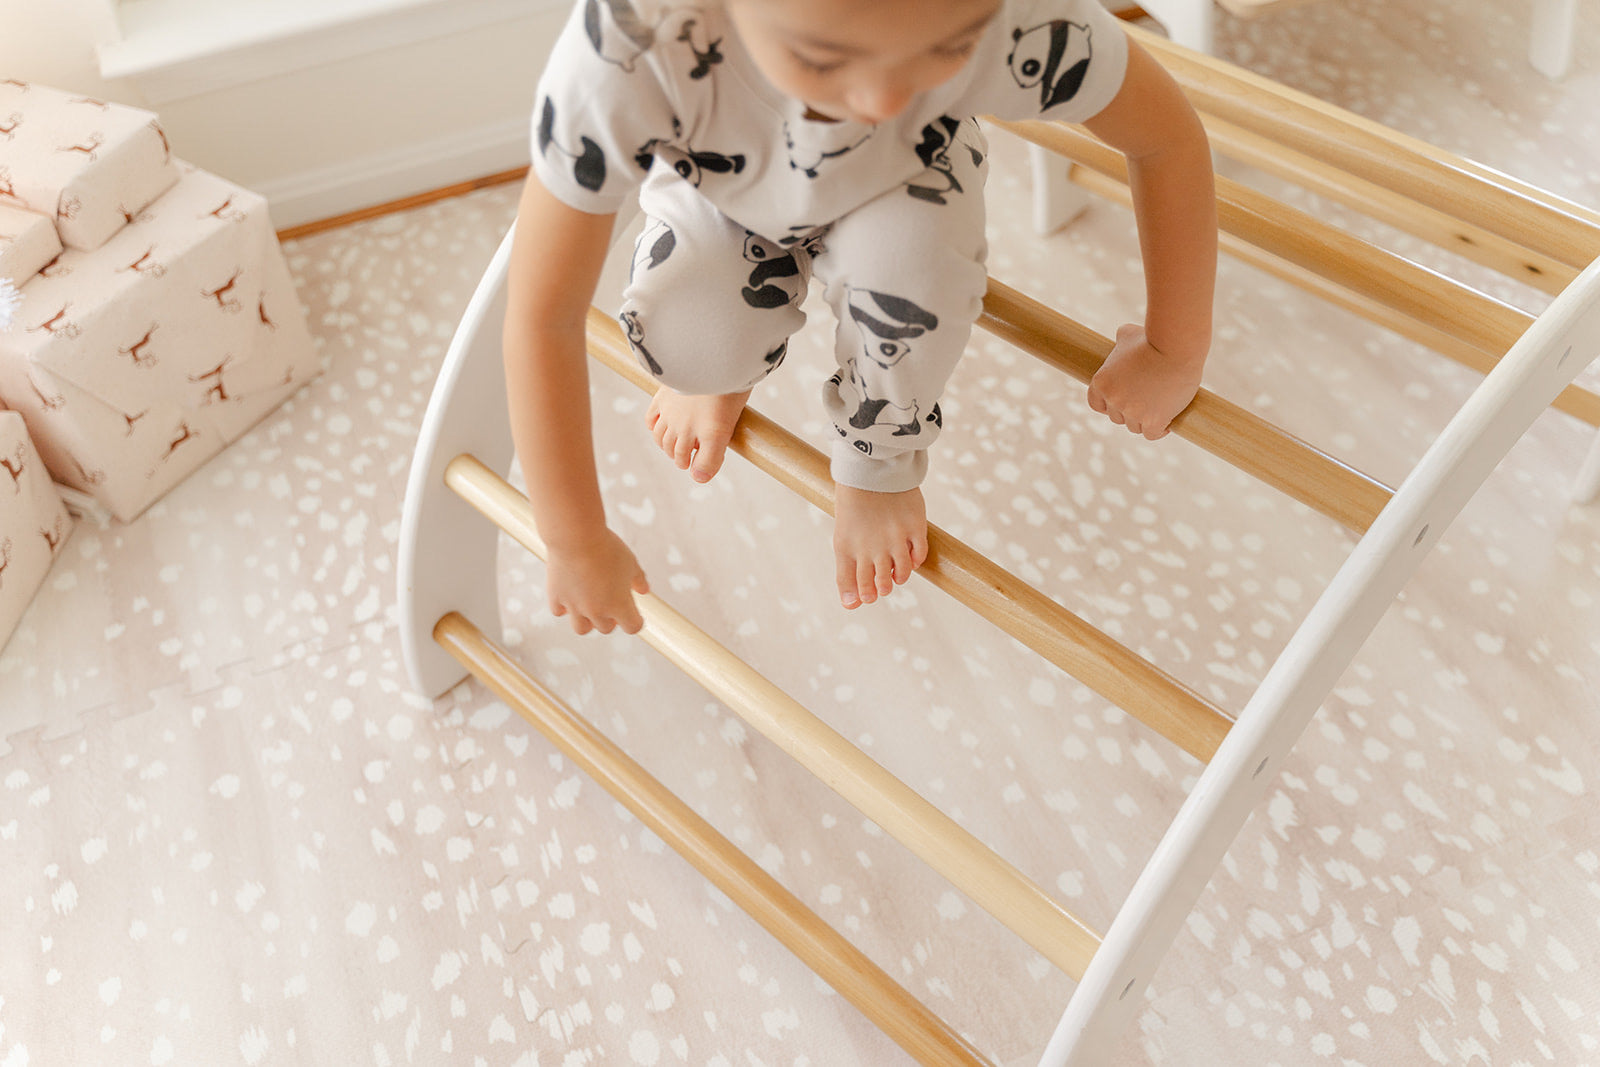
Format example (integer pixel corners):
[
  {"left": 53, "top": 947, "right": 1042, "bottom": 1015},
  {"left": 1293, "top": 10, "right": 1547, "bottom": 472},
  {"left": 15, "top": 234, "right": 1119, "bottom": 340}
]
[
  {"left": 398, "top": 226, "right": 518, "bottom": 698},
  {"left": 1041, "top": 257, "right": 1600, "bottom": 1065}
]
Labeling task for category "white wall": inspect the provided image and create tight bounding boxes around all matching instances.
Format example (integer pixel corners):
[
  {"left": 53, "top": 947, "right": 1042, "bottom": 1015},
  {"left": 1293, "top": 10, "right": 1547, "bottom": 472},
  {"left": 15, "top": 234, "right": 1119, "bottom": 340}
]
[
  {"left": 1, "top": 0, "right": 567, "bottom": 228},
  {"left": 0, "top": 0, "right": 129, "bottom": 101}
]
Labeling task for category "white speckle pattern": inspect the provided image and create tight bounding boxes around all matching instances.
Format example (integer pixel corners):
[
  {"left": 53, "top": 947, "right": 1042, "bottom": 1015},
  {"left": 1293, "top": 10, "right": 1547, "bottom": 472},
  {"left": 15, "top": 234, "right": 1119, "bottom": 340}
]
[{"left": 2, "top": 0, "right": 1600, "bottom": 1063}]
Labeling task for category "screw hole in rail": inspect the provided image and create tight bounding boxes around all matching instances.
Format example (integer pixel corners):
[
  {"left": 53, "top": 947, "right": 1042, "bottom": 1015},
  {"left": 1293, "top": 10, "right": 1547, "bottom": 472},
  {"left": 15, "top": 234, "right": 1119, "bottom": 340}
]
[
  {"left": 1253, "top": 756, "right": 1270, "bottom": 779},
  {"left": 1119, "top": 978, "right": 1137, "bottom": 1001},
  {"left": 1413, "top": 524, "right": 1430, "bottom": 548}
]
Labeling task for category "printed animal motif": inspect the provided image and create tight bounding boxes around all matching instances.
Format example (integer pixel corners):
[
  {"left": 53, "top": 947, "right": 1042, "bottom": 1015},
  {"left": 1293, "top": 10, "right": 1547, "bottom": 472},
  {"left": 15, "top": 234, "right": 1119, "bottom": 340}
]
[
  {"left": 673, "top": 17, "right": 723, "bottom": 79},
  {"left": 124, "top": 410, "right": 147, "bottom": 436},
  {"left": 538, "top": 96, "right": 607, "bottom": 193},
  {"left": 191, "top": 357, "right": 233, "bottom": 403},
  {"left": 164, "top": 421, "right": 199, "bottom": 459},
  {"left": 740, "top": 232, "right": 803, "bottom": 310},
  {"left": 584, "top": 0, "right": 656, "bottom": 71},
  {"left": 121, "top": 247, "right": 166, "bottom": 278},
  {"left": 205, "top": 197, "right": 248, "bottom": 224},
  {"left": 0, "top": 538, "right": 10, "bottom": 588},
  {"left": 0, "top": 113, "right": 21, "bottom": 138},
  {"left": 783, "top": 122, "right": 872, "bottom": 180},
  {"left": 203, "top": 270, "right": 243, "bottom": 312},
  {"left": 2, "top": 444, "right": 24, "bottom": 490},
  {"left": 259, "top": 295, "right": 277, "bottom": 331},
  {"left": 29, "top": 375, "right": 65, "bottom": 411},
  {"left": 57, "top": 133, "right": 104, "bottom": 160},
  {"left": 1008, "top": 20, "right": 1093, "bottom": 111},
  {"left": 119, "top": 325, "right": 159, "bottom": 367},
  {"left": 636, "top": 118, "right": 745, "bottom": 186},
  {"left": 630, "top": 218, "right": 677, "bottom": 281},
  {"left": 620, "top": 310, "right": 664, "bottom": 376},
  {"left": 829, "top": 288, "right": 946, "bottom": 442},
  {"left": 29, "top": 305, "right": 81, "bottom": 340},
  {"left": 906, "top": 116, "right": 984, "bottom": 204},
  {"left": 847, "top": 287, "right": 938, "bottom": 370},
  {"left": 41, "top": 516, "right": 66, "bottom": 554},
  {"left": 150, "top": 121, "right": 171, "bottom": 162}
]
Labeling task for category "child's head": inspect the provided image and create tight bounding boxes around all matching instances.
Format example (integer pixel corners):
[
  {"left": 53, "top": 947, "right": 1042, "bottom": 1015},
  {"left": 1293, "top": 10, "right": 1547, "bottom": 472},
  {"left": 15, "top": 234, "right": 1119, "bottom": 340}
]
[{"left": 725, "top": 0, "right": 1001, "bottom": 125}]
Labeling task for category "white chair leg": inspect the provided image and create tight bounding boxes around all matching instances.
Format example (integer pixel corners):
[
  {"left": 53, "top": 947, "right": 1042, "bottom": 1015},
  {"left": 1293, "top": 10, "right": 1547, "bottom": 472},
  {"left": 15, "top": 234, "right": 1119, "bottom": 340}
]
[
  {"left": 1030, "top": 146, "right": 1095, "bottom": 235},
  {"left": 398, "top": 226, "right": 518, "bottom": 698},
  {"left": 1529, "top": 0, "right": 1576, "bottom": 79},
  {"left": 1574, "top": 426, "right": 1600, "bottom": 504}
]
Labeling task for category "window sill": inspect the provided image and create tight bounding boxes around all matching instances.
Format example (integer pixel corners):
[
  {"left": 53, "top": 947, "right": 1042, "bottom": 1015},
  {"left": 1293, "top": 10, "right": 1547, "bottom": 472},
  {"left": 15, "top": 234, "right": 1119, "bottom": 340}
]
[{"left": 99, "top": 0, "right": 557, "bottom": 104}]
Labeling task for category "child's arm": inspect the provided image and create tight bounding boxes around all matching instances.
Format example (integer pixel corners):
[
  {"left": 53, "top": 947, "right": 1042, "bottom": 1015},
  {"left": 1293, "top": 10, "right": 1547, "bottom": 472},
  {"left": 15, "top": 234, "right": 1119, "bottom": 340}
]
[
  {"left": 504, "top": 171, "right": 649, "bottom": 634},
  {"left": 1081, "top": 36, "right": 1218, "bottom": 440}
]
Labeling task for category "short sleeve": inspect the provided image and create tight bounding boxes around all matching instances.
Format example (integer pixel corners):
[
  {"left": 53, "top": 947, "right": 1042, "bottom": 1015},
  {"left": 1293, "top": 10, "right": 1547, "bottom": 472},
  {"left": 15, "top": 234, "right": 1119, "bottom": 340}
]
[
  {"left": 530, "top": 0, "right": 686, "bottom": 215},
  {"left": 972, "top": 0, "right": 1130, "bottom": 125}
]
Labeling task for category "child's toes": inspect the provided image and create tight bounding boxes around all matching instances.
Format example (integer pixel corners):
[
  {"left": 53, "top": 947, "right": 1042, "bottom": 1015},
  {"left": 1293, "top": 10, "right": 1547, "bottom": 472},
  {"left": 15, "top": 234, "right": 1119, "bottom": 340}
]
[
  {"left": 691, "top": 438, "right": 728, "bottom": 483},
  {"left": 836, "top": 558, "right": 862, "bottom": 609}
]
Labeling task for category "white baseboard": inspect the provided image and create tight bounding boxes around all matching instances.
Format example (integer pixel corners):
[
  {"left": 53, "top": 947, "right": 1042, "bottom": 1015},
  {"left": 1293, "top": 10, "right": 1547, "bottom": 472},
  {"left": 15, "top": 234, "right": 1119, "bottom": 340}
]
[{"left": 259, "top": 116, "right": 531, "bottom": 232}]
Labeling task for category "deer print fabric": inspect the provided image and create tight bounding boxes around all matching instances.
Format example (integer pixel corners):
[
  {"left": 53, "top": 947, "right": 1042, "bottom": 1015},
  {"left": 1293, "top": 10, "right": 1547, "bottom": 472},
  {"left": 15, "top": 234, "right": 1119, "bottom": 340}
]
[
  {"left": 0, "top": 410, "right": 72, "bottom": 654},
  {"left": 0, "top": 165, "right": 318, "bottom": 522},
  {"left": 0, "top": 82, "right": 178, "bottom": 253}
]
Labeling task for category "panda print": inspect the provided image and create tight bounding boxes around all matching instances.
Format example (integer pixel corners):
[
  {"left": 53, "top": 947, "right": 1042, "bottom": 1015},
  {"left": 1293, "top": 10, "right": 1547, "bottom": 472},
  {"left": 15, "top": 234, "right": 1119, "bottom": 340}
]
[
  {"left": 831, "top": 363, "right": 928, "bottom": 440},
  {"left": 630, "top": 218, "right": 677, "bottom": 283},
  {"left": 846, "top": 287, "right": 939, "bottom": 370},
  {"left": 784, "top": 121, "right": 874, "bottom": 180},
  {"left": 672, "top": 16, "right": 724, "bottom": 79},
  {"left": 740, "top": 232, "right": 805, "bottom": 310},
  {"left": 828, "top": 287, "right": 946, "bottom": 442},
  {"left": 636, "top": 118, "right": 746, "bottom": 185},
  {"left": 1008, "top": 20, "right": 1093, "bottom": 111},
  {"left": 584, "top": 2, "right": 721, "bottom": 80},
  {"left": 619, "top": 309, "right": 664, "bottom": 376},
  {"left": 537, "top": 97, "right": 607, "bottom": 193},
  {"left": 905, "top": 116, "right": 985, "bottom": 205},
  {"left": 583, "top": 0, "right": 655, "bottom": 71}
]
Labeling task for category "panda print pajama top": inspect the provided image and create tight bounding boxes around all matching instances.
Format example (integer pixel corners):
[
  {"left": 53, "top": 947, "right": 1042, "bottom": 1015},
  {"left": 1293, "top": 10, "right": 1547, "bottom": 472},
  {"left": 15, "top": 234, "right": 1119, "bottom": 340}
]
[{"left": 532, "top": 0, "right": 1130, "bottom": 493}]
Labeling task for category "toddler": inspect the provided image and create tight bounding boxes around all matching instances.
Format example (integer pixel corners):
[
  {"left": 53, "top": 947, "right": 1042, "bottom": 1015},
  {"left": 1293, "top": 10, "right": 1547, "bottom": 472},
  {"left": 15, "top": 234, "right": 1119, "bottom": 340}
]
[{"left": 505, "top": 0, "right": 1216, "bottom": 634}]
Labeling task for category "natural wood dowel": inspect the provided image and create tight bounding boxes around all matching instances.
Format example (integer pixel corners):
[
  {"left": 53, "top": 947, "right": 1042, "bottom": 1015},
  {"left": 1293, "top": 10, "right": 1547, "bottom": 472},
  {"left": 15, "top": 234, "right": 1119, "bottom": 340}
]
[
  {"left": 1058, "top": 165, "right": 1600, "bottom": 430},
  {"left": 1195, "top": 115, "right": 1574, "bottom": 295},
  {"left": 994, "top": 118, "right": 1535, "bottom": 362},
  {"left": 432, "top": 611, "right": 995, "bottom": 1067},
  {"left": 979, "top": 279, "right": 1395, "bottom": 533},
  {"left": 585, "top": 308, "right": 1236, "bottom": 763},
  {"left": 1128, "top": 23, "right": 1600, "bottom": 272},
  {"left": 445, "top": 452, "right": 1106, "bottom": 979}
]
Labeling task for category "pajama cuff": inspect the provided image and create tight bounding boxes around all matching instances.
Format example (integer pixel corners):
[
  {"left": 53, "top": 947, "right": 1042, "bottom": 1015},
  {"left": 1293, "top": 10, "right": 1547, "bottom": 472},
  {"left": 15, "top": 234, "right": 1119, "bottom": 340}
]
[{"left": 830, "top": 442, "right": 928, "bottom": 495}]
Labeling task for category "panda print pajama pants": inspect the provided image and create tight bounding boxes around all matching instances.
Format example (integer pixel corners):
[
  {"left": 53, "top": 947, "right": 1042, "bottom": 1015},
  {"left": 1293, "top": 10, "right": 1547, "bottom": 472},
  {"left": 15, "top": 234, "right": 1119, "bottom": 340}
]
[{"left": 618, "top": 117, "right": 991, "bottom": 495}]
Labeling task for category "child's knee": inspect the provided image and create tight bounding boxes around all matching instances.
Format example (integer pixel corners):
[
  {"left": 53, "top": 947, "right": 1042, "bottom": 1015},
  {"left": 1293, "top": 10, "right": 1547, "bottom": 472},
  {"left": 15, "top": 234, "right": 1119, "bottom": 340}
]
[{"left": 618, "top": 305, "right": 791, "bottom": 396}]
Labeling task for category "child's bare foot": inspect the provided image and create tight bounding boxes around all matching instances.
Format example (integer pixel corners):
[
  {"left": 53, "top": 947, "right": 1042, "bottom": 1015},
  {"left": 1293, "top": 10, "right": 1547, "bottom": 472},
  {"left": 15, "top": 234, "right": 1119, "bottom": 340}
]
[
  {"left": 647, "top": 387, "right": 751, "bottom": 483},
  {"left": 833, "top": 485, "right": 929, "bottom": 609}
]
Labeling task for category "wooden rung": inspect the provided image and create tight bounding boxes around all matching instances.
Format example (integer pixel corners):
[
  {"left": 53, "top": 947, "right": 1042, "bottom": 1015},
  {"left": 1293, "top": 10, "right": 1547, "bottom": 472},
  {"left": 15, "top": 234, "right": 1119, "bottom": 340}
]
[
  {"left": 444, "top": 452, "right": 1105, "bottom": 980},
  {"left": 993, "top": 118, "right": 1535, "bottom": 361},
  {"left": 1128, "top": 23, "right": 1600, "bottom": 272},
  {"left": 1058, "top": 165, "right": 1600, "bottom": 430},
  {"left": 584, "top": 308, "right": 1236, "bottom": 763},
  {"left": 979, "top": 279, "right": 1395, "bottom": 533},
  {"left": 1196, "top": 114, "right": 1575, "bottom": 295},
  {"left": 432, "top": 611, "right": 995, "bottom": 1067},
  {"left": 1017, "top": 143, "right": 1600, "bottom": 431}
]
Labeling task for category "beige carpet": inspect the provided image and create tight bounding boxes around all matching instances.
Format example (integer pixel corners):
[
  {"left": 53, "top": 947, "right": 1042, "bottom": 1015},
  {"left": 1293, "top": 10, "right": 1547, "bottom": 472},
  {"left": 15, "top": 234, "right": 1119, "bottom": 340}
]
[{"left": 3, "top": 0, "right": 1599, "bottom": 1063}]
